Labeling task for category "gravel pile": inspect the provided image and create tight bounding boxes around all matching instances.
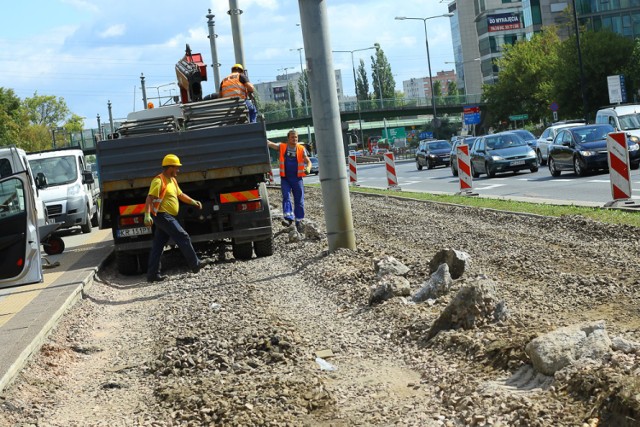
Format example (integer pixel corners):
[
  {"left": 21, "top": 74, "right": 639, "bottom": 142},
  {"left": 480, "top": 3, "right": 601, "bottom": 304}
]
[{"left": 1, "top": 187, "right": 639, "bottom": 426}]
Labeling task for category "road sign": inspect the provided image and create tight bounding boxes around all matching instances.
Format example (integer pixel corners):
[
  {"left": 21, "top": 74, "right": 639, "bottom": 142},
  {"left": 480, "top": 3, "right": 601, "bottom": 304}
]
[
  {"left": 509, "top": 114, "right": 528, "bottom": 121},
  {"left": 607, "top": 75, "right": 627, "bottom": 104},
  {"left": 419, "top": 131, "right": 433, "bottom": 139},
  {"left": 383, "top": 127, "right": 406, "bottom": 145},
  {"left": 463, "top": 105, "right": 481, "bottom": 125},
  {"left": 549, "top": 102, "right": 559, "bottom": 112},
  {"left": 553, "top": 111, "right": 558, "bottom": 121}
]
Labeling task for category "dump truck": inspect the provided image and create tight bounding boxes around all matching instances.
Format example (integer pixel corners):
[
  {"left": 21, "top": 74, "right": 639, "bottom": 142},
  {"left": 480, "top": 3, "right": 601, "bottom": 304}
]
[{"left": 97, "top": 46, "right": 273, "bottom": 275}]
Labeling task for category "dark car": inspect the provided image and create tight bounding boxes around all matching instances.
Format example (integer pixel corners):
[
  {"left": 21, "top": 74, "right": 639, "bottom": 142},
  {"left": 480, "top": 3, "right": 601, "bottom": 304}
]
[
  {"left": 511, "top": 129, "right": 538, "bottom": 149},
  {"left": 546, "top": 124, "right": 640, "bottom": 177},
  {"left": 416, "top": 139, "right": 452, "bottom": 170},
  {"left": 309, "top": 157, "right": 319, "bottom": 175},
  {"left": 450, "top": 136, "right": 478, "bottom": 176},
  {"left": 469, "top": 132, "right": 538, "bottom": 178}
]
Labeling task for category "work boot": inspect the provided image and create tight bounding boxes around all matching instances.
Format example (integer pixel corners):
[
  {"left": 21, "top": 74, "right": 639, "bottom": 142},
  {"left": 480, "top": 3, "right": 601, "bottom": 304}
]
[
  {"left": 192, "top": 258, "right": 215, "bottom": 273},
  {"left": 147, "top": 273, "right": 167, "bottom": 283},
  {"left": 281, "top": 218, "right": 293, "bottom": 227},
  {"left": 295, "top": 221, "right": 304, "bottom": 234}
]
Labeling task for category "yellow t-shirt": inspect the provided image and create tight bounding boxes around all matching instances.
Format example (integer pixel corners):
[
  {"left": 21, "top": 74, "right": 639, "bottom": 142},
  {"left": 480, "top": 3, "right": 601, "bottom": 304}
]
[{"left": 148, "top": 175, "right": 182, "bottom": 216}]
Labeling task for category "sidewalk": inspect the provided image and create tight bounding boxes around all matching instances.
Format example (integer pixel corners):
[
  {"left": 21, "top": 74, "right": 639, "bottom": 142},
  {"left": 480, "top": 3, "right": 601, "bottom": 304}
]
[{"left": 0, "top": 229, "right": 113, "bottom": 393}]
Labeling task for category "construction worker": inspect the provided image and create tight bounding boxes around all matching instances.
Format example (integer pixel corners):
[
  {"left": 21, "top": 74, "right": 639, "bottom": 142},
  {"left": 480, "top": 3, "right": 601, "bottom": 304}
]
[
  {"left": 144, "top": 154, "right": 212, "bottom": 282},
  {"left": 267, "top": 130, "right": 312, "bottom": 233},
  {"left": 220, "top": 63, "right": 257, "bottom": 123}
]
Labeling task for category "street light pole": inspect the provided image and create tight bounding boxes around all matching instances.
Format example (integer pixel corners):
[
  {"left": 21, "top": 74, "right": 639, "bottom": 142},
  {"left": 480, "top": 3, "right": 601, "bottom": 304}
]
[
  {"left": 333, "top": 46, "right": 376, "bottom": 148},
  {"left": 279, "top": 67, "right": 294, "bottom": 118},
  {"left": 396, "top": 14, "right": 453, "bottom": 138},
  {"left": 572, "top": 0, "right": 589, "bottom": 122},
  {"left": 291, "top": 47, "right": 309, "bottom": 116}
]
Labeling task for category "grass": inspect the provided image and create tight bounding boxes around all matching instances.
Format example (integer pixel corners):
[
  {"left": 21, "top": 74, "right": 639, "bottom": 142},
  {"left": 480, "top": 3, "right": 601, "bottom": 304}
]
[{"left": 306, "top": 184, "right": 640, "bottom": 228}]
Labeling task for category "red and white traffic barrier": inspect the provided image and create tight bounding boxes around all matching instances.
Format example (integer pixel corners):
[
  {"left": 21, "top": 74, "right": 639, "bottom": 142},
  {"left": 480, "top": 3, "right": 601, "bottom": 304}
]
[
  {"left": 348, "top": 155, "right": 359, "bottom": 186},
  {"left": 455, "top": 144, "right": 477, "bottom": 196},
  {"left": 267, "top": 169, "right": 275, "bottom": 185},
  {"left": 384, "top": 152, "right": 401, "bottom": 191},
  {"left": 606, "top": 132, "right": 633, "bottom": 203}
]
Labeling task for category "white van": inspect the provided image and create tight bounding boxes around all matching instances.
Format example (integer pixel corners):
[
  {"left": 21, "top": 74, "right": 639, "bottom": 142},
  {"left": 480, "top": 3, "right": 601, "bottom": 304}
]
[
  {"left": 0, "top": 146, "right": 43, "bottom": 287},
  {"left": 595, "top": 104, "right": 640, "bottom": 136},
  {"left": 27, "top": 148, "right": 99, "bottom": 233}
]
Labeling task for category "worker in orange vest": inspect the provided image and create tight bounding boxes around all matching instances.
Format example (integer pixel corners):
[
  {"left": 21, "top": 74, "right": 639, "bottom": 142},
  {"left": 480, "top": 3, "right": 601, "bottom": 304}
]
[
  {"left": 219, "top": 63, "right": 257, "bottom": 123},
  {"left": 267, "top": 130, "right": 312, "bottom": 233},
  {"left": 143, "top": 154, "right": 212, "bottom": 282}
]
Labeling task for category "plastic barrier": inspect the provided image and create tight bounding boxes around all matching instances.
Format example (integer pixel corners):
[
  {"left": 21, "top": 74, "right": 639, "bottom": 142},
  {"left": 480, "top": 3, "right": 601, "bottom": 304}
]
[
  {"left": 605, "top": 132, "right": 637, "bottom": 208},
  {"left": 348, "top": 155, "right": 358, "bottom": 186},
  {"left": 267, "top": 169, "right": 275, "bottom": 185},
  {"left": 384, "top": 152, "right": 401, "bottom": 191},
  {"left": 455, "top": 144, "right": 476, "bottom": 196}
]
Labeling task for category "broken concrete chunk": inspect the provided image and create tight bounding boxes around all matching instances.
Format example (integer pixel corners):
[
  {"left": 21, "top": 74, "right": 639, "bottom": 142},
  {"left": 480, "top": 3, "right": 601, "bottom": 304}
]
[
  {"left": 525, "top": 320, "right": 612, "bottom": 376},
  {"left": 412, "top": 263, "right": 453, "bottom": 303},
  {"left": 429, "top": 249, "right": 471, "bottom": 280},
  {"left": 369, "top": 275, "right": 411, "bottom": 306},
  {"left": 611, "top": 336, "right": 640, "bottom": 354},
  {"left": 374, "top": 255, "right": 410, "bottom": 277},
  {"left": 425, "top": 275, "right": 506, "bottom": 341}
]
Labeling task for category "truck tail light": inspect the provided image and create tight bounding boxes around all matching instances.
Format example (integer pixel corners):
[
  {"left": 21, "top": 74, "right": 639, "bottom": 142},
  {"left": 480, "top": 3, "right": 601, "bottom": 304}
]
[{"left": 235, "top": 201, "right": 262, "bottom": 212}]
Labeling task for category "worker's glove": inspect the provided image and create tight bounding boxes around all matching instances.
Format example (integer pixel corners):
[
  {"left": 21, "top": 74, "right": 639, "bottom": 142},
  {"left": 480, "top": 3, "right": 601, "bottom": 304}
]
[
  {"left": 144, "top": 212, "right": 153, "bottom": 227},
  {"left": 305, "top": 165, "right": 311, "bottom": 174},
  {"left": 192, "top": 200, "right": 203, "bottom": 210}
]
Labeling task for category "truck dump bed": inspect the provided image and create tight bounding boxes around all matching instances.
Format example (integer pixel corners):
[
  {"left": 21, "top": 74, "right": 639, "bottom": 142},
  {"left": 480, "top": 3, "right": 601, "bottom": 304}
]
[{"left": 97, "top": 121, "right": 271, "bottom": 193}]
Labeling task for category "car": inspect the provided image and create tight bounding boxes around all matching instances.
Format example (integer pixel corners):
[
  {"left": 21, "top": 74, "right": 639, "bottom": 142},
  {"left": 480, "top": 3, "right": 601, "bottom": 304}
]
[
  {"left": 373, "top": 148, "right": 389, "bottom": 155},
  {"left": 469, "top": 131, "right": 538, "bottom": 178},
  {"left": 547, "top": 123, "right": 640, "bottom": 177},
  {"left": 535, "top": 120, "right": 585, "bottom": 165},
  {"left": 511, "top": 129, "right": 538, "bottom": 149},
  {"left": 450, "top": 136, "right": 478, "bottom": 176},
  {"left": 308, "top": 157, "right": 319, "bottom": 175},
  {"left": 415, "top": 139, "right": 452, "bottom": 170}
]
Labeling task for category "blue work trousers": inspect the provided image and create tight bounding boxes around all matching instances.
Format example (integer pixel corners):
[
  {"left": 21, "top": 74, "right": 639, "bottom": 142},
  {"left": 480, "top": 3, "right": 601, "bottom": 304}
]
[
  {"left": 147, "top": 212, "right": 199, "bottom": 276},
  {"left": 246, "top": 100, "right": 257, "bottom": 123},
  {"left": 281, "top": 176, "right": 305, "bottom": 222}
]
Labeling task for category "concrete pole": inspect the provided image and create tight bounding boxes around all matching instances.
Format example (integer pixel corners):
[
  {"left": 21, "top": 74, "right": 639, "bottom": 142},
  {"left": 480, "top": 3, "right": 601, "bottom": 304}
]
[
  {"left": 96, "top": 114, "right": 101, "bottom": 140},
  {"left": 298, "top": 0, "right": 356, "bottom": 251},
  {"left": 206, "top": 9, "right": 221, "bottom": 89},
  {"left": 140, "top": 74, "right": 148, "bottom": 109},
  {"left": 228, "top": 0, "right": 246, "bottom": 70}
]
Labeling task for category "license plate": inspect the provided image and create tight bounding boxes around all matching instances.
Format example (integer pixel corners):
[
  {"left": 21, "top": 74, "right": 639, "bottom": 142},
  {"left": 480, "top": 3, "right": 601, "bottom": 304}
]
[
  {"left": 510, "top": 160, "right": 525, "bottom": 166},
  {"left": 117, "top": 226, "right": 152, "bottom": 237}
]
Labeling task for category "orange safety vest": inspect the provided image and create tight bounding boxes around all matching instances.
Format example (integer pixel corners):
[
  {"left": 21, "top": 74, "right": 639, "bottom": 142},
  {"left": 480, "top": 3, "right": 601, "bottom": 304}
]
[
  {"left": 220, "top": 73, "right": 248, "bottom": 100},
  {"left": 278, "top": 144, "right": 307, "bottom": 178},
  {"left": 150, "top": 173, "right": 179, "bottom": 216}
]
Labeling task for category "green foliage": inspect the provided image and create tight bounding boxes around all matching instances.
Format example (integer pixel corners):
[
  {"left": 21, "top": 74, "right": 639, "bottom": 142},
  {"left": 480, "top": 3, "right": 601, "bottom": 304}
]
[
  {"left": 433, "top": 81, "right": 442, "bottom": 97},
  {"left": 297, "top": 70, "right": 310, "bottom": 112},
  {"left": 448, "top": 80, "right": 459, "bottom": 96},
  {"left": 370, "top": 45, "right": 395, "bottom": 101},
  {"left": 23, "top": 92, "right": 70, "bottom": 127},
  {"left": 356, "top": 59, "right": 369, "bottom": 101}
]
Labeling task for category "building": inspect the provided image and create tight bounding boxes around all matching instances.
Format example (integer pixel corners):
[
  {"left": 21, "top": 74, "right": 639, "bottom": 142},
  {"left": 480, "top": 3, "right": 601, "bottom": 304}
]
[
  {"left": 448, "top": 1, "right": 483, "bottom": 97},
  {"left": 575, "top": 1, "right": 640, "bottom": 38},
  {"left": 254, "top": 70, "right": 344, "bottom": 106},
  {"left": 522, "top": 1, "right": 572, "bottom": 39},
  {"left": 402, "top": 70, "right": 456, "bottom": 101}
]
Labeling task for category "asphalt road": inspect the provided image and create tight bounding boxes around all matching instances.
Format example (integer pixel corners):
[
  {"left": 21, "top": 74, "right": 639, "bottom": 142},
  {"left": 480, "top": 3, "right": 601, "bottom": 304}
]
[{"left": 299, "top": 158, "right": 640, "bottom": 206}]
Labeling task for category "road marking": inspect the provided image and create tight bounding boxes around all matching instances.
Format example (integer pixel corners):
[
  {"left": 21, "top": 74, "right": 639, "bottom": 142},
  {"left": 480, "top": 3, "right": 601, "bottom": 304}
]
[
  {"left": 399, "top": 180, "right": 421, "bottom": 186},
  {"left": 588, "top": 179, "right": 611, "bottom": 183},
  {"left": 474, "top": 184, "right": 506, "bottom": 191}
]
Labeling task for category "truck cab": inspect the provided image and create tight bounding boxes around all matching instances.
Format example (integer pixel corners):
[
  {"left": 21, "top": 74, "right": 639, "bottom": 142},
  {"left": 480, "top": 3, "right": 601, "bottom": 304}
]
[{"left": 27, "top": 148, "right": 99, "bottom": 234}]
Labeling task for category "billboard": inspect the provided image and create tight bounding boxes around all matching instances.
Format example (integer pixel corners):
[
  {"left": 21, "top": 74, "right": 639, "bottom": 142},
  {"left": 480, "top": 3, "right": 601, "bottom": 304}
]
[{"left": 487, "top": 13, "right": 520, "bottom": 32}]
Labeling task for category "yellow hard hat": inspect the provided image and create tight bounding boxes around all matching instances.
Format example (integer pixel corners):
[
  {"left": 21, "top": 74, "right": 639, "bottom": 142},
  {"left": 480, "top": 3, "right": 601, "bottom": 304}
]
[
  {"left": 232, "top": 63, "right": 244, "bottom": 72},
  {"left": 162, "top": 154, "right": 182, "bottom": 167}
]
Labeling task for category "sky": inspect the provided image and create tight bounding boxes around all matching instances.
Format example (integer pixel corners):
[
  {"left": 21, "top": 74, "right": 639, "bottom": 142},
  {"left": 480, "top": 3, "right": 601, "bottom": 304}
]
[{"left": 1, "top": 0, "right": 453, "bottom": 126}]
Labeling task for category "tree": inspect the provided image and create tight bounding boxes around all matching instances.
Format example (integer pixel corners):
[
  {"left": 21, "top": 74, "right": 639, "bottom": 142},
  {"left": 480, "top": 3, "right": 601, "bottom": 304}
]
[
  {"left": 297, "top": 70, "right": 310, "bottom": 113},
  {"left": 286, "top": 82, "right": 298, "bottom": 116},
  {"left": 355, "top": 59, "right": 369, "bottom": 103},
  {"left": 447, "top": 80, "right": 458, "bottom": 96},
  {"left": 371, "top": 45, "right": 395, "bottom": 104},
  {"left": 553, "top": 29, "right": 634, "bottom": 121},
  {"left": 23, "top": 92, "right": 70, "bottom": 127},
  {"left": 432, "top": 81, "right": 442, "bottom": 98},
  {"left": 483, "top": 28, "right": 561, "bottom": 126},
  {"left": 0, "top": 88, "right": 25, "bottom": 147}
]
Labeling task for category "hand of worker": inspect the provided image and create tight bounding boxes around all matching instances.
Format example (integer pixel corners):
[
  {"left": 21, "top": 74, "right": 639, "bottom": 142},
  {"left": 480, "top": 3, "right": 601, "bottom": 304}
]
[
  {"left": 144, "top": 212, "right": 153, "bottom": 227},
  {"left": 305, "top": 165, "right": 311, "bottom": 174},
  {"left": 192, "top": 200, "right": 203, "bottom": 210}
]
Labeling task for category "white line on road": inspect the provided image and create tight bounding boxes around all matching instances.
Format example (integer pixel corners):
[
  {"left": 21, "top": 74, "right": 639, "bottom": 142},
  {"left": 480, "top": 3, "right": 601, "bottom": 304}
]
[{"left": 474, "top": 184, "right": 506, "bottom": 191}]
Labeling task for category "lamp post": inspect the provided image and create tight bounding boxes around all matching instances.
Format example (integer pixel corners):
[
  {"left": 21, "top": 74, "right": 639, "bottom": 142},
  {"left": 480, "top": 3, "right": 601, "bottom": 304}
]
[
  {"left": 332, "top": 46, "right": 377, "bottom": 146},
  {"left": 572, "top": 0, "right": 588, "bottom": 122},
  {"left": 290, "top": 47, "right": 309, "bottom": 116},
  {"left": 278, "top": 67, "right": 295, "bottom": 118},
  {"left": 395, "top": 13, "right": 453, "bottom": 137}
]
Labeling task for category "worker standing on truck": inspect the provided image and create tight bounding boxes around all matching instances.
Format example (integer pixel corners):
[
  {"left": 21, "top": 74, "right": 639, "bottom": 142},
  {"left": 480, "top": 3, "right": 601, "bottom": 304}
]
[
  {"left": 220, "top": 64, "right": 257, "bottom": 123},
  {"left": 143, "top": 154, "right": 212, "bottom": 282},
  {"left": 267, "top": 130, "right": 312, "bottom": 233}
]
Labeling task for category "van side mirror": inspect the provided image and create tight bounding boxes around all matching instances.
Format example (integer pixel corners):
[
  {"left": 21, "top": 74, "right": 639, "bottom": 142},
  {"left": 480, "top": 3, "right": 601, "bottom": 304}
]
[
  {"left": 82, "top": 170, "right": 94, "bottom": 185},
  {"left": 35, "top": 172, "right": 48, "bottom": 189}
]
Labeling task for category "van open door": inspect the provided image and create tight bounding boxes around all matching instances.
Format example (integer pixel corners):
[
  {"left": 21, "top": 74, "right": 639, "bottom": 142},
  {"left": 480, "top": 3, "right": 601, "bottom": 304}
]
[{"left": 0, "top": 171, "right": 43, "bottom": 288}]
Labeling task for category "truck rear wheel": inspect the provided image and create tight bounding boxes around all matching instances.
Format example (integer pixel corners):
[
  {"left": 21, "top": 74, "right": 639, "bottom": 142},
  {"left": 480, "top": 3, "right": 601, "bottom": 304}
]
[
  {"left": 254, "top": 236, "right": 274, "bottom": 257},
  {"left": 232, "top": 241, "right": 253, "bottom": 260},
  {"left": 116, "top": 251, "right": 138, "bottom": 275}
]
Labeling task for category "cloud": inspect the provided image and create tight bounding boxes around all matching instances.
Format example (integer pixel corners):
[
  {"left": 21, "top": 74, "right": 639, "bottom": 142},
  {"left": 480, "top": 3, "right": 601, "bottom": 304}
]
[{"left": 99, "top": 24, "right": 126, "bottom": 38}]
